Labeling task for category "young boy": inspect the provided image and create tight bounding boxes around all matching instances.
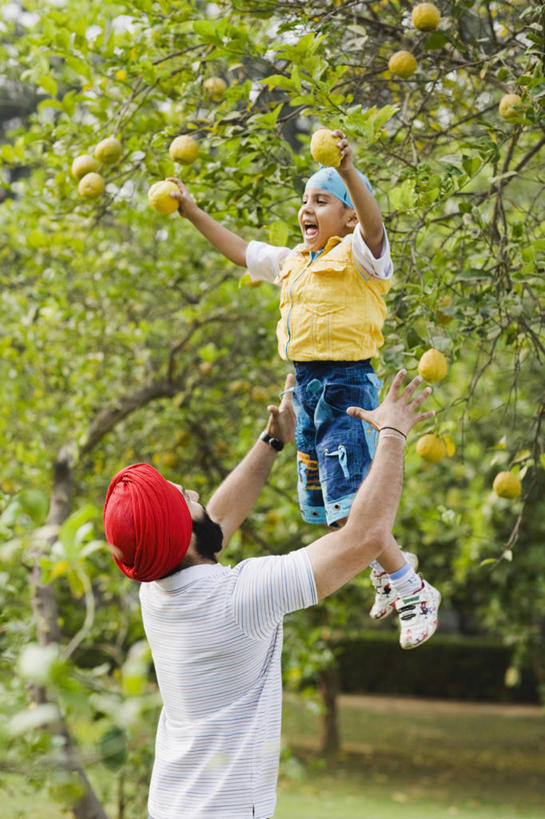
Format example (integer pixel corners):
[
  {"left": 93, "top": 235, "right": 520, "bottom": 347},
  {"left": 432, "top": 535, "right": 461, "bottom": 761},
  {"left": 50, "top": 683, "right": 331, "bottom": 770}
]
[{"left": 167, "top": 130, "right": 440, "bottom": 649}]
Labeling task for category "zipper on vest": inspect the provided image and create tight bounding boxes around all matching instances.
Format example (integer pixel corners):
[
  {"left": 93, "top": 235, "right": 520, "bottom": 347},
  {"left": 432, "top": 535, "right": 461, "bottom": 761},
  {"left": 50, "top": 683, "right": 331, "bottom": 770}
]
[{"left": 284, "top": 256, "right": 316, "bottom": 361}]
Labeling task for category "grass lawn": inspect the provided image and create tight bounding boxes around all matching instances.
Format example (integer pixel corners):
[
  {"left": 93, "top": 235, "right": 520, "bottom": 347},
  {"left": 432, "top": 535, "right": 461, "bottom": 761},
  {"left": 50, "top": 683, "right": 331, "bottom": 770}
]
[
  {"left": 2, "top": 694, "right": 544, "bottom": 817},
  {"left": 276, "top": 694, "right": 545, "bottom": 818}
]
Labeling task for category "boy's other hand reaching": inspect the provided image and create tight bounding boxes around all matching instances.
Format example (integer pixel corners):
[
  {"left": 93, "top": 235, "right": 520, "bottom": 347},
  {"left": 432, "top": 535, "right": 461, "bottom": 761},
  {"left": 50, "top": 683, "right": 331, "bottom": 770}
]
[{"left": 167, "top": 177, "right": 199, "bottom": 220}]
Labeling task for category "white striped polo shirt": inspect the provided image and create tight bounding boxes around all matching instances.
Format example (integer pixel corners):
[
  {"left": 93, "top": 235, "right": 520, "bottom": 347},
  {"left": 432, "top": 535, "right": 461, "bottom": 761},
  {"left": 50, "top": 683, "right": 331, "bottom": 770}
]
[{"left": 140, "top": 548, "right": 317, "bottom": 819}]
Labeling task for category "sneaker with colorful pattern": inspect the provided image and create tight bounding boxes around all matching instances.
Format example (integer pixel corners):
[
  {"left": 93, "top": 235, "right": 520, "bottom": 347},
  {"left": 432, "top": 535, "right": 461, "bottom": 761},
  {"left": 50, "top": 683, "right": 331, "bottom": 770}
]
[
  {"left": 369, "top": 551, "right": 419, "bottom": 620},
  {"left": 395, "top": 579, "right": 441, "bottom": 649}
]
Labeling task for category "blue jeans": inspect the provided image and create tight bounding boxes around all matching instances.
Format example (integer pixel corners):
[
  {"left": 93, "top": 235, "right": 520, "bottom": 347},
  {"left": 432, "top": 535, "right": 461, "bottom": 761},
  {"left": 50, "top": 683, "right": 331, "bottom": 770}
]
[{"left": 293, "top": 360, "right": 382, "bottom": 526}]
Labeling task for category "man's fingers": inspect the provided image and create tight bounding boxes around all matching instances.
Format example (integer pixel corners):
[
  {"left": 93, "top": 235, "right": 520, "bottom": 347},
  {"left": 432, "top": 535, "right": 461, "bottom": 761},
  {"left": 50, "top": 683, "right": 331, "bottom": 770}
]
[
  {"left": 414, "top": 409, "right": 435, "bottom": 425},
  {"left": 386, "top": 369, "right": 408, "bottom": 399},
  {"left": 408, "top": 385, "right": 432, "bottom": 410},
  {"left": 397, "top": 373, "right": 425, "bottom": 403},
  {"left": 279, "top": 373, "right": 295, "bottom": 406},
  {"left": 346, "top": 406, "right": 377, "bottom": 428}
]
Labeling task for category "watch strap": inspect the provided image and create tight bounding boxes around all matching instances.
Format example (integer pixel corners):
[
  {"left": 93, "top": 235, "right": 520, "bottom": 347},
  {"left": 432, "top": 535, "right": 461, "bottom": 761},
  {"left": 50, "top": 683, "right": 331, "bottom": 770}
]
[{"left": 259, "top": 431, "right": 284, "bottom": 452}]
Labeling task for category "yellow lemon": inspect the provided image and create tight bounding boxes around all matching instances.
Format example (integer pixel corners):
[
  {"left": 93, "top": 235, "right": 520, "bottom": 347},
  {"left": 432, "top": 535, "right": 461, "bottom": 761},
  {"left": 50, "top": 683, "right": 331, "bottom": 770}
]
[
  {"left": 443, "top": 435, "right": 456, "bottom": 457},
  {"left": 416, "top": 433, "right": 447, "bottom": 462},
  {"left": 203, "top": 76, "right": 227, "bottom": 99},
  {"left": 493, "top": 471, "right": 522, "bottom": 499},
  {"left": 436, "top": 295, "right": 453, "bottom": 325},
  {"left": 148, "top": 180, "right": 179, "bottom": 214},
  {"left": 388, "top": 51, "right": 417, "bottom": 78},
  {"left": 169, "top": 134, "right": 199, "bottom": 165},
  {"left": 229, "top": 379, "right": 251, "bottom": 395},
  {"left": 418, "top": 348, "right": 448, "bottom": 382},
  {"left": 78, "top": 172, "right": 105, "bottom": 198},
  {"left": 310, "top": 128, "right": 342, "bottom": 167},
  {"left": 93, "top": 136, "right": 123, "bottom": 164},
  {"left": 498, "top": 93, "right": 522, "bottom": 119},
  {"left": 160, "top": 452, "right": 178, "bottom": 469},
  {"left": 71, "top": 154, "right": 99, "bottom": 179},
  {"left": 251, "top": 386, "right": 269, "bottom": 404},
  {"left": 411, "top": 3, "right": 441, "bottom": 30}
]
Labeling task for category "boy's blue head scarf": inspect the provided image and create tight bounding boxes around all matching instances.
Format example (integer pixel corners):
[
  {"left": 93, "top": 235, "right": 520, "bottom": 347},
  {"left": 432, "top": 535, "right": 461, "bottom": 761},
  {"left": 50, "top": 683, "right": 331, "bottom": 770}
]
[{"left": 305, "top": 166, "right": 373, "bottom": 208}]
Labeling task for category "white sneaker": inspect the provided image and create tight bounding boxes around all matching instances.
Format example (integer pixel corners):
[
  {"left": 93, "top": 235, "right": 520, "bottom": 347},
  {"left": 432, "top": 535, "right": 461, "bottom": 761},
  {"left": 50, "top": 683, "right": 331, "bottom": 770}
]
[
  {"left": 395, "top": 579, "right": 441, "bottom": 649},
  {"left": 369, "top": 551, "right": 419, "bottom": 620}
]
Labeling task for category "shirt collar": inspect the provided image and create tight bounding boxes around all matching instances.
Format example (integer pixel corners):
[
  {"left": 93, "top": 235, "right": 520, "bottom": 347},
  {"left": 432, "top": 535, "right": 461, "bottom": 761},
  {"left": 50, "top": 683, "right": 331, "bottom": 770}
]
[
  {"left": 155, "top": 563, "right": 226, "bottom": 591},
  {"left": 296, "top": 234, "right": 345, "bottom": 258}
]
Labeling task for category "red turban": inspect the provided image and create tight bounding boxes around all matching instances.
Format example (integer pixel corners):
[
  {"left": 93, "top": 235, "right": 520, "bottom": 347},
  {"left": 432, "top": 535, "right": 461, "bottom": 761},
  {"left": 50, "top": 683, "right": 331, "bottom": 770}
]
[{"left": 103, "top": 463, "right": 193, "bottom": 582}]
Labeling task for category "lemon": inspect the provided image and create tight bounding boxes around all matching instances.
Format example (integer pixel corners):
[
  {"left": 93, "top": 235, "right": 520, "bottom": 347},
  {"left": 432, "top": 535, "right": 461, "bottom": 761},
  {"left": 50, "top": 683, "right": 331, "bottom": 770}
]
[
  {"left": 443, "top": 435, "right": 456, "bottom": 457},
  {"left": 310, "top": 128, "right": 342, "bottom": 167},
  {"left": 251, "top": 386, "right": 269, "bottom": 404},
  {"left": 411, "top": 3, "right": 441, "bottom": 30},
  {"left": 436, "top": 295, "right": 453, "bottom": 325},
  {"left": 416, "top": 433, "right": 447, "bottom": 462},
  {"left": 203, "top": 76, "right": 227, "bottom": 99},
  {"left": 498, "top": 93, "right": 522, "bottom": 119},
  {"left": 160, "top": 452, "right": 178, "bottom": 469},
  {"left": 78, "top": 172, "right": 105, "bottom": 198},
  {"left": 418, "top": 348, "right": 447, "bottom": 382},
  {"left": 388, "top": 51, "right": 417, "bottom": 78},
  {"left": 148, "top": 180, "right": 179, "bottom": 214},
  {"left": 229, "top": 380, "right": 251, "bottom": 395},
  {"left": 71, "top": 154, "right": 99, "bottom": 179},
  {"left": 94, "top": 137, "right": 123, "bottom": 164},
  {"left": 168, "top": 134, "right": 199, "bottom": 165},
  {"left": 493, "top": 471, "right": 522, "bottom": 499}
]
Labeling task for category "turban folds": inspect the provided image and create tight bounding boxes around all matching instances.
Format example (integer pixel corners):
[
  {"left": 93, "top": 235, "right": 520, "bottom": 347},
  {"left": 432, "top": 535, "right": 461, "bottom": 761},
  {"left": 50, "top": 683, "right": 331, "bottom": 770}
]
[{"left": 103, "top": 463, "right": 193, "bottom": 582}]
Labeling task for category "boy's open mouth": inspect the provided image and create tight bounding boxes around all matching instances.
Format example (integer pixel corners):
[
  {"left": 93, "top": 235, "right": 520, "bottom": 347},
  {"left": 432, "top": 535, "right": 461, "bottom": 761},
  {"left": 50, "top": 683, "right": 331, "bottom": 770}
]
[{"left": 303, "top": 221, "right": 318, "bottom": 240}]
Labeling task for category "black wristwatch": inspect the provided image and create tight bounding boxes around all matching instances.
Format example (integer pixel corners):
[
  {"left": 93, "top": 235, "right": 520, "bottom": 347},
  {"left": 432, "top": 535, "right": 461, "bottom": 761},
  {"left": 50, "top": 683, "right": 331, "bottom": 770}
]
[{"left": 259, "top": 431, "right": 284, "bottom": 452}]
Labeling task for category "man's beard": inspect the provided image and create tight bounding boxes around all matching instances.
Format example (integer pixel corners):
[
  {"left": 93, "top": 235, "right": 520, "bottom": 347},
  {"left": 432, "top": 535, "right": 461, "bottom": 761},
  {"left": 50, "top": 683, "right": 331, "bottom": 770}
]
[{"left": 192, "top": 511, "right": 223, "bottom": 562}]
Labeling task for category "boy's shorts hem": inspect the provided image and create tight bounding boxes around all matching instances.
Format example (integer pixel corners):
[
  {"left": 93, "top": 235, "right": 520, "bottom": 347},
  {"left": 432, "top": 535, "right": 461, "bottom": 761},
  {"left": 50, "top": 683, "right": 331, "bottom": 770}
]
[
  {"left": 325, "top": 493, "right": 356, "bottom": 526},
  {"left": 300, "top": 505, "right": 328, "bottom": 525},
  {"left": 300, "top": 493, "right": 356, "bottom": 527}
]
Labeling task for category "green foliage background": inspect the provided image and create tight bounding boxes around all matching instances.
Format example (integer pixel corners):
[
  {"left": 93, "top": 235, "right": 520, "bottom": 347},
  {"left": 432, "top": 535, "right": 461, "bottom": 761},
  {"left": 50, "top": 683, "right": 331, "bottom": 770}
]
[{"left": 0, "top": 0, "right": 543, "bottom": 814}]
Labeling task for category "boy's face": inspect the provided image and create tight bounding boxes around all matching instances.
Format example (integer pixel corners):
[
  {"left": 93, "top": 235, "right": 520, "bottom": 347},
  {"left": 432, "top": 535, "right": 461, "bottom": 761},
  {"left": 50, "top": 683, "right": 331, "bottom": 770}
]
[{"left": 298, "top": 187, "right": 356, "bottom": 252}]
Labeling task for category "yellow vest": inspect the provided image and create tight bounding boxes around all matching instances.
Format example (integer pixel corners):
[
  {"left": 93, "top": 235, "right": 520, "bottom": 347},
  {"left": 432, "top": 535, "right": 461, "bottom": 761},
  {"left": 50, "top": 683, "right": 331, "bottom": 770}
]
[{"left": 277, "top": 235, "right": 391, "bottom": 362}]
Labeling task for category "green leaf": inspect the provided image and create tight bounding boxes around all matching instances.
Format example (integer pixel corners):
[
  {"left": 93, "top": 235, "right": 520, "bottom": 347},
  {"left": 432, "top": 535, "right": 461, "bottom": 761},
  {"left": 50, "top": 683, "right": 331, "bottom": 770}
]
[
  {"left": 39, "top": 75, "right": 58, "bottom": 96},
  {"left": 1, "top": 144, "right": 15, "bottom": 163},
  {"left": 260, "top": 73, "right": 296, "bottom": 92},
  {"left": 268, "top": 220, "right": 290, "bottom": 246},
  {"left": 424, "top": 31, "right": 448, "bottom": 50}
]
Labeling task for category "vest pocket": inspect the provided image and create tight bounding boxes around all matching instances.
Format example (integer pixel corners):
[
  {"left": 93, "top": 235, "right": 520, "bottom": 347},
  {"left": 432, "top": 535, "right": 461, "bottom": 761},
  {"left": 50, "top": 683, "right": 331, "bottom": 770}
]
[{"left": 305, "top": 260, "right": 347, "bottom": 317}]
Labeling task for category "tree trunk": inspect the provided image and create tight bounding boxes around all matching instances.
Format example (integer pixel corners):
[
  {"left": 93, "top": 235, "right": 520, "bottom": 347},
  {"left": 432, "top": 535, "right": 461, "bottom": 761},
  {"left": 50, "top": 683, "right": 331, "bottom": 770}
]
[
  {"left": 318, "top": 666, "right": 340, "bottom": 754},
  {"left": 28, "top": 446, "right": 109, "bottom": 819},
  {"left": 27, "top": 375, "right": 196, "bottom": 817}
]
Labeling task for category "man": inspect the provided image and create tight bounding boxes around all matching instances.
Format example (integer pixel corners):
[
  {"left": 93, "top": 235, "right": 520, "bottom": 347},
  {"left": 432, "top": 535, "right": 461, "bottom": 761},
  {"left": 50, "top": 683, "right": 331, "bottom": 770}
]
[{"left": 103, "top": 370, "right": 437, "bottom": 819}]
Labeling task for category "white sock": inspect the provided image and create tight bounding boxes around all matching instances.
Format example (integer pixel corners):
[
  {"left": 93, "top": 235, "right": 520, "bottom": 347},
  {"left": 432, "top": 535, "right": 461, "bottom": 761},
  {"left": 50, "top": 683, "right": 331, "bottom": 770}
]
[{"left": 388, "top": 561, "right": 422, "bottom": 597}]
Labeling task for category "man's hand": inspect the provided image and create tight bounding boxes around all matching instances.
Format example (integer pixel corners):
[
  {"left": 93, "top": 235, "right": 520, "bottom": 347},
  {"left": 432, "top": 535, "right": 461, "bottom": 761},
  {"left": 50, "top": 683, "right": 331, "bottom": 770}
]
[
  {"left": 347, "top": 370, "right": 434, "bottom": 438},
  {"left": 167, "top": 177, "right": 199, "bottom": 220},
  {"left": 264, "top": 373, "right": 296, "bottom": 445}
]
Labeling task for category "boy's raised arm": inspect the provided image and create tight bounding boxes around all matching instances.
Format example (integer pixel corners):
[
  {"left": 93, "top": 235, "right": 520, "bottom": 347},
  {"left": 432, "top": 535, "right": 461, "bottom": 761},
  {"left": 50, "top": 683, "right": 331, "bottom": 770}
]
[
  {"left": 168, "top": 177, "right": 248, "bottom": 267},
  {"left": 334, "top": 132, "right": 385, "bottom": 259}
]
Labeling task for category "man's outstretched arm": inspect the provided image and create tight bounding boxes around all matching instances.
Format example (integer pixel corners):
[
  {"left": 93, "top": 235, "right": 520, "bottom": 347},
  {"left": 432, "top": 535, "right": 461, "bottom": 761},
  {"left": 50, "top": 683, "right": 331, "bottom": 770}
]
[
  {"left": 306, "top": 371, "right": 433, "bottom": 600},
  {"left": 206, "top": 373, "right": 295, "bottom": 549}
]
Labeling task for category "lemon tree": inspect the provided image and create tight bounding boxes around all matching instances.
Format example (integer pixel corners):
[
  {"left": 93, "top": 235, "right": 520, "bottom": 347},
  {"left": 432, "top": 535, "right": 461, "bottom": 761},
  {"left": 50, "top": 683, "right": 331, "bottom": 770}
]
[{"left": 0, "top": 0, "right": 544, "bottom": 810}]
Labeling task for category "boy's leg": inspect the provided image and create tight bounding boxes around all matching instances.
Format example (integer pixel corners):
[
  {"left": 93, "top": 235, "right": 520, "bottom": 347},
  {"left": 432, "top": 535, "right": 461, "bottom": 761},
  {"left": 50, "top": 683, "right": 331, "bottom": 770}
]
[
  {"left": 293, "top": 373, "right": 328, "bottom": 525},
  {"left": 312, "top": 367, "right": 441, "bottom": 648},
  {"left": 371, "top": 534, "right": 441, "bottom": 649}
]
